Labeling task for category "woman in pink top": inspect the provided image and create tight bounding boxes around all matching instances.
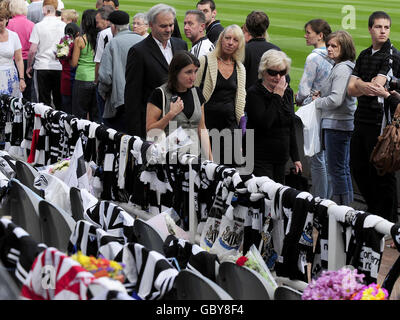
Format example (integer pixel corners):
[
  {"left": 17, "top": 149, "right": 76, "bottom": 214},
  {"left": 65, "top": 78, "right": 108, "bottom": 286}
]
[{"left": 7, "top": 0, "right": 34, "bottom": 101}]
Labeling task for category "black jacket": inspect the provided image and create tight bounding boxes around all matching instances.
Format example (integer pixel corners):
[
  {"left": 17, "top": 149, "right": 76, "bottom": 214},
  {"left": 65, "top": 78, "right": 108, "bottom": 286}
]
[
  {"left": 206, "top": 20, "right": 224, "bottom": 44},
  {"left": 244, "top": 38, "right": 280, "bottom": 89},
  {"left": 124, "top": 34, "right": 187, "bottom": 137},
  {"left": 245, "top": 80, "right": 299, "bottom": 164}
]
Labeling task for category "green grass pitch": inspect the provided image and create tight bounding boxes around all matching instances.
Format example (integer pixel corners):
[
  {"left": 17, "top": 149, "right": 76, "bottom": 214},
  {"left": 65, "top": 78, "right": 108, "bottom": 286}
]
[{"left": 64, "top": 0, "right": 400, "bottom": 93}]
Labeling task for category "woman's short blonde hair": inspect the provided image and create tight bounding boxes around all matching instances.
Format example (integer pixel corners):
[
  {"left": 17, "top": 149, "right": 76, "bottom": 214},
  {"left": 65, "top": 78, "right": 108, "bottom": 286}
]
[
  {"left": 258, "top": 49, "right": 291, "bottom": 79},
  {"left": 61, "top": 9, "right": 79, "bottom": 23},
  {"left": 214, "top": 24, "right": 245, "bottom": 63},
  {"left": 8, "top": 0, "right": 27, "bottom": 16}
]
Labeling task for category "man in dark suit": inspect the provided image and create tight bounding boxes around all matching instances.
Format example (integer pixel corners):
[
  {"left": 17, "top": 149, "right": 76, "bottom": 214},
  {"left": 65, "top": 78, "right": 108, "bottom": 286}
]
[
  {"left": 243, "top": 11, "right": 281, "bottom": 89},
  {"left": 124, "top": 4, "right": 187, "bottom": 137}
]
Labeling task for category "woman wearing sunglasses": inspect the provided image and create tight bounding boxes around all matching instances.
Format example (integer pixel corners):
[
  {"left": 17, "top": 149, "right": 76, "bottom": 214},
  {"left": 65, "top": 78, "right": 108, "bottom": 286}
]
[{"left": 245, "top": 49, "right": 302, "bottom": 182}]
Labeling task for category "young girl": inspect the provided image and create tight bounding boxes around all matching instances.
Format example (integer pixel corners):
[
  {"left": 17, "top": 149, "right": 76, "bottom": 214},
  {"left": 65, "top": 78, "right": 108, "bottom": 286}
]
[{"left": 57, "top": 22, "right": 80, "bottom": 114}]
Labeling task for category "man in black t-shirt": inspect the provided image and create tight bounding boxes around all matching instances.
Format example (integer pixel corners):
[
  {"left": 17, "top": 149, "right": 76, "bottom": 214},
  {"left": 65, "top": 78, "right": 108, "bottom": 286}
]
[
  {"left": 196, "top": 0, "right": 224, "bottom": 44},
  {"left": 347, "top": 11, "right": 400, "bottom": 222}
]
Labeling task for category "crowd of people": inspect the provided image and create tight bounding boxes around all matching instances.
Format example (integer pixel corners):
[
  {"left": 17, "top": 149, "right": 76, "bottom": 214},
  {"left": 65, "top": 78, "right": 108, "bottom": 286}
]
[{"left": 0, "top": 0, "right": 399, "bottom": 224}]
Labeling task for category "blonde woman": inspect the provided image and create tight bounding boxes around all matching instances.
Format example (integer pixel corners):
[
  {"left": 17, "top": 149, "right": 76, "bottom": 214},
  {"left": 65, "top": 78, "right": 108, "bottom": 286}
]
[
  {"left": 245, "top": 49, "right": 302, "bottom": 182},
  {"left": 195, "top": 24, "right": 246, "bottom": 165}
]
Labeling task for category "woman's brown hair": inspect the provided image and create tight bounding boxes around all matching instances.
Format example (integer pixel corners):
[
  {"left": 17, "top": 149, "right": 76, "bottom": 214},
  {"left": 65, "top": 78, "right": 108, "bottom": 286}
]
[{"left": 326, "top": 30, "right": 356, "bottom": 62}]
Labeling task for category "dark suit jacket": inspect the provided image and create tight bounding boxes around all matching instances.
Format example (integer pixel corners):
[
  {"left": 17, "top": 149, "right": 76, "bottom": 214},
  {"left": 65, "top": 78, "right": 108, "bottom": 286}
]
[
  {"left": 124, "top": 34, "right": 187, "bottom": 137},
  {"left": 244, "top": 38, "right": 280, "bottom": 90}
]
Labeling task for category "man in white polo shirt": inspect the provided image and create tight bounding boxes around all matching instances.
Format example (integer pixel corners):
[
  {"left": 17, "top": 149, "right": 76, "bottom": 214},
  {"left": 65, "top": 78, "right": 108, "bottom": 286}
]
[
  {"left": 27, "top": 0, "right": 65, "bottom": 109},
  {"left": 184, "top": 10, "right": 214, "bottom": 58}
]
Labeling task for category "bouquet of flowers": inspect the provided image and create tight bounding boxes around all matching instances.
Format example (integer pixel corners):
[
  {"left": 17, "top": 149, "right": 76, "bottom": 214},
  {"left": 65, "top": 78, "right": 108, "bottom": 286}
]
[
  {"left": 351, "top": 283, "right": 389, "bottom": 300},
  {"left": 71, "top": 251, "right": 125, "bottom": 283},
  {"left": 235, "top": 245, "right": 278, "bottom": 298},
  {"left": 301, "top": 267, "right": 389, "bottom": 300},
  {"left": 56, "top": 35, "right": 74, "bottom": 60}
]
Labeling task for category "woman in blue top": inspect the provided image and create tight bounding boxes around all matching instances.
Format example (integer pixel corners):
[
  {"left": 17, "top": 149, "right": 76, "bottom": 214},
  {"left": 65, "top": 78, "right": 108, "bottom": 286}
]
[{"left": 296, "top": 19, "right": 333, "bottom": 200}]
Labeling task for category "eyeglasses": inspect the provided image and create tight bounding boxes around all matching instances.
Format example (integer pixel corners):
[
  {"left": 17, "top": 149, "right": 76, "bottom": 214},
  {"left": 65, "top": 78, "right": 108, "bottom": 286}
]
[
  {"left": 266, "top": 69, "right": 287, "bottom": 76},
  {"left": 133, "top": 22, "right": 147, "bottom": 26}
]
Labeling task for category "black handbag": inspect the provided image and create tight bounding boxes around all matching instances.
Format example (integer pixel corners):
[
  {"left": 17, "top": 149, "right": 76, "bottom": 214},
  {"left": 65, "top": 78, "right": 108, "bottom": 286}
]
[{"left": 285, "top": 167, "right": 309, "bottom": 191}]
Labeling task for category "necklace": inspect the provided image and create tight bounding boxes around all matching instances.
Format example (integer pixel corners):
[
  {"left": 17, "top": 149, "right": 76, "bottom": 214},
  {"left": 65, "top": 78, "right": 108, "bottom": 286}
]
[{"left": 218, "top": 57, "right": 234, "bottom": 65}]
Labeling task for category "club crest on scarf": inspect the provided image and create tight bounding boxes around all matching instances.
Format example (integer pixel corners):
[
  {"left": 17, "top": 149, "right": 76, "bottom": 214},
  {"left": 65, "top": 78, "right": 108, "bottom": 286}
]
[
  {"left": 219, "top": 222, "right": 244, "bottom": 250},
  {"left": 204, "top": 220, "right": 220, "bottom": 248}
]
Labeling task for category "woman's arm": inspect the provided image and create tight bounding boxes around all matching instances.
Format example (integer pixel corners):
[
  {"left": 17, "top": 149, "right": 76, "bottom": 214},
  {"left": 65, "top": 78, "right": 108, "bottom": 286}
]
[
  {"left": 197, "top": 104, "right": 213, "bottom": 161},
  {"left": 26, "top": 43, "right": 38, "bottom": 78},
  {"left": 315, "top": 67, "right": 350, "bottom": 110},
  {"left": 14, "top": 48, "right": 26, "bottom": 92},
  {"left": 146, "top": 97, "right": 184, "bottom": 133},
  {"left": 70, "top": 36, "right": 84, "bottom": 68}
]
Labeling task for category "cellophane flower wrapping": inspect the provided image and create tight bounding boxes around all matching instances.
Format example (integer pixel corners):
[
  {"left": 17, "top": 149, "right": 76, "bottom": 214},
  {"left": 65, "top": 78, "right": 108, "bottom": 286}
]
[
  {"left": 56, "top": 35, "right": 74, "bottom": 60},
  {"left": 236, "top": 245, "right": 278, "bottom": 298}
]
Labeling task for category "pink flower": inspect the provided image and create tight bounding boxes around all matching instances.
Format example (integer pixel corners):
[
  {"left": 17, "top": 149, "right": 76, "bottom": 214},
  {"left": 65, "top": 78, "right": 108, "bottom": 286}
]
[{"left": 302, "top": 267, "right": 365, "bottom": 300}]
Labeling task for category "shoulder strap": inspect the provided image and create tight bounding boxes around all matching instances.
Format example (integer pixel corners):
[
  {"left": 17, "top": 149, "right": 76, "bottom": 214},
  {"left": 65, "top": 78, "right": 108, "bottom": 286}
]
[{"left": 158, "top": 86, "right": 166, "bottom": 118}]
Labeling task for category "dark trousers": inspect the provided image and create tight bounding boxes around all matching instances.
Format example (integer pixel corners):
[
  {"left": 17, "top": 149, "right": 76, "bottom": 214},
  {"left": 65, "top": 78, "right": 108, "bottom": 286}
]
[
  {"left": 350, "top": 123, "right": 398, "bottom": 222},
  {"left": 253, "top": 159, "right": 286, "bottom": 184},
  {"left": 96, "top": 86, "right": 105, "bottom": 123},
  {"left": 104, "top": 105, "right": 127, "bottom": 133},
  {"left": 36, "top": 69, "right": 62, "bottom": 109},
  {"left": 72, "top": 80, "right": 99, "bottom": 122},
  {"left": 22, "top": 60, "right": 32, "bottom": 101}
]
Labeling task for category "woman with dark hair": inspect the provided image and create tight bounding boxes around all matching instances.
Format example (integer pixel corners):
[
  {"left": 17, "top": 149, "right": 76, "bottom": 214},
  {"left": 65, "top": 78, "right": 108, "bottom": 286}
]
[
  {"left": 58, "top": 22, "right": 80, "bottom": 114},
  {"left": 70, "top": 9, "right": 99, "bottom": 122},
  {"left": 146, "top": 51, "right": 212, "bottom": 160},
  {"left": 312, "top": 30, "right": 357, "bottom": 205},
  {"left": 296, "top": 18, "right": 333, "bottom": 201}
]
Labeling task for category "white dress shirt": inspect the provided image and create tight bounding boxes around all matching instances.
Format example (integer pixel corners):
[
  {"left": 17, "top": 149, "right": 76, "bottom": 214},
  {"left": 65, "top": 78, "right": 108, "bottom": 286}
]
[{"left": 153, "top": 36, "right": 173, "bottom": 65}]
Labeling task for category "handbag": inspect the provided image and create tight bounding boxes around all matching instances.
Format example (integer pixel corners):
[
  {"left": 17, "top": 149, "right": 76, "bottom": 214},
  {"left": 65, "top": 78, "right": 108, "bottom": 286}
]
[
  {"left": 370, "top": 103, "right": 400, "bottom": 176},
  {"left": 285, "top": 167, "right": 309, "bottom": 191}
]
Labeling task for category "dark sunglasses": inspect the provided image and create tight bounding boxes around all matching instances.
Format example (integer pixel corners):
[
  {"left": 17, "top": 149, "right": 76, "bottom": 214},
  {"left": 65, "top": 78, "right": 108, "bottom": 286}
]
[{"left": 266, "top": 69, "right": 287, "bottom": 76}]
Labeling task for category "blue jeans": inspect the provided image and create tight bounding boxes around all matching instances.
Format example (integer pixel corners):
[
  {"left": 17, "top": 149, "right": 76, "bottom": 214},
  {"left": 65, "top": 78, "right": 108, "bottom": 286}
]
[
  {"left": 310, "top": 149, "right": 331, "bottom": 199},
  {"left": 96, "top": 86, "right": 105, "bottom": 124},
  {"left": 324, "top": 129, "right": 353, "bottom": 205}
]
